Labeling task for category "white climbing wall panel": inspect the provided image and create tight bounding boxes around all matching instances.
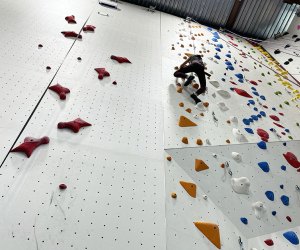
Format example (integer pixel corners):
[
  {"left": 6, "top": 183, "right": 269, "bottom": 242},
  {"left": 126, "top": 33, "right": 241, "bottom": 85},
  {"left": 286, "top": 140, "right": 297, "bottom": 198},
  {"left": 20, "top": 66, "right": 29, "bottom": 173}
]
[{"left": 0, "top": 0, "right": 95, "bottom": 161}]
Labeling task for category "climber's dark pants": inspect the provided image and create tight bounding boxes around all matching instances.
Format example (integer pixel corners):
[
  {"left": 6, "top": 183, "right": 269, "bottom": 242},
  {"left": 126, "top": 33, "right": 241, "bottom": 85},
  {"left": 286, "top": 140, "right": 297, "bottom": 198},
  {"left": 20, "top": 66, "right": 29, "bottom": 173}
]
[{"left": 174, "top": 62, "right": 206, "bottom": 95}]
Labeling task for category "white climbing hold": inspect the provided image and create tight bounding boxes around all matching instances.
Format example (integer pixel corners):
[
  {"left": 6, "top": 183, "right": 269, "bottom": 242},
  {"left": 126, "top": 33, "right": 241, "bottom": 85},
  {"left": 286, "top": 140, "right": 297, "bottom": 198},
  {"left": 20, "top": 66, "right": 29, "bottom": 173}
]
[
  {"left": 212, "top": 153, "right": 217, "bottom": 158},
  {"left": 232, "top": 128, "right": 248, "bottom": 142},
  {"left": 195, "top": 102, "right": 206, "bottom": 111},
  {"left": 230, "top": 116, "right": 238, "bottom": 124},
  {"left": 231, "top": 177, "right": 250, "bottom": 195},
  {"left": 193, "top": 114, "right": 199, "bottom": 119},
  {"left": 252, "top": 201, "right": 267, "bottom": 220},
  {"left": 203, "top": 194, "right": 208, "bottom": 200},
  {"left": 232, "top": 152, "right": 242, "bottom": 162},
  {"left": 217, "top": 102, "right": 229, "bottom": 111},
  {"left": 216, "top": 89, "right": 231, "bottom": 99},
  {"left": 210, "top": 81, "right": 220, "bottom": 88},
  {"left": 206, "top": 139, "right": 211, "bottom": 145},
  {"left": 212, "top": 92, "right": 216, "bottom": 98}
]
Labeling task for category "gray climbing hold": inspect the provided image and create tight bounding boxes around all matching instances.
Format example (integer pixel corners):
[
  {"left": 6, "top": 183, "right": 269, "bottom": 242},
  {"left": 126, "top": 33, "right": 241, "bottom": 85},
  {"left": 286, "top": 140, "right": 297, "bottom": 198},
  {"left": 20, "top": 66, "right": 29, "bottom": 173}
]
[
  {"left": 231, "top": 177, "right": 250, "bottom": 195},
  {"left": 232, "top": 152, "right": 242, "bottom": 162},
  {"left": 252, "top": 201, "right": 266, "bottom": 219}
]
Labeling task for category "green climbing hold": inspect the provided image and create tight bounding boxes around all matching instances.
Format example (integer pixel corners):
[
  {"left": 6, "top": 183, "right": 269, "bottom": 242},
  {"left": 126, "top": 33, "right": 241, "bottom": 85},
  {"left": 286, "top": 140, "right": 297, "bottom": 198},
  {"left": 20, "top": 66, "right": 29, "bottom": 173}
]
[
  {"left": 288, "top": 136, "right": 293, "bottom": 140},
  {"left": 279, "top": 104, "right": 283, "bottom": 108},
  {"left": 284, "top": 101, "right": 290, "bottom": 106},
  {"left": 268, "top": 82, "right": 272, "bottom": 86},
  {"left": 261, "top": 73, "right": 265, "bottom": 76},
  {"left": 296, "top": 122, "right": 299, "bottom": 127}
]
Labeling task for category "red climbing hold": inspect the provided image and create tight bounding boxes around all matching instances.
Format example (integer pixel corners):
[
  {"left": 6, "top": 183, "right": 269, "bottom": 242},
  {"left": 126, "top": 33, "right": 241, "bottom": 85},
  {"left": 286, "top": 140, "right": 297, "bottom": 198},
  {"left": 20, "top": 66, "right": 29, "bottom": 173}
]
[
  {"left": 249, "top": 80, "right": 257, "bottom": 86},
  {"left": 279, "top": 112, "right": 284, "bottom": 116},
  {"left": 65, "top": 15, "right": 76, "bottom": 24},
  {"left": 48, "top": 84, "right": 70, "bottom": 100},
  {"left": 257, "top": 129, "right": 269, "bottom": 139},
  {"left": 230, "top": 81, "right": 237, "bottom": 85},
  {"left": 59, "top": 183, "right": 67, "bottom": 190},
  {"left": 264, "top": 239, "right": 274, "bottom": 246},
  {"left": 94, "top": 68, "right": 110, "bottom": 80},
  {"left": 282, "top": 132, "right": 286, "bottom": 135},
  {"left": 283, "top": 152, "right": 300, "bottom": 168},
  {"left": 286, "top": 216, "right": 292, "bottom": 222},
  {"left": 110, "top": 55, "right": 131, "bottom": 64},
  {"left": 263, "top": 105, "right": 268, "bottom": 109},
  {"left": 273, "top": 122, "right": 284, "bottom": 128},
  {"left": 11, "top": 136, "right": 50, "bottom": 158},
  {"left": 229, "top": 41, "right": 238, "bottom": 47},
  {"left": 83, "top": 25, "right": 96, "bottom": 32},
  {"left": 61, "top": 31, "right": 82, "bottom": 39},
  {"left": 269, "top": 115, "right": 280, "bottom": 121},
  {"left": 233, "top": 88, "right": 253, "bottom": 98},
  {"left": 57, "top": 118, "right": 91, "bottom": 133}
]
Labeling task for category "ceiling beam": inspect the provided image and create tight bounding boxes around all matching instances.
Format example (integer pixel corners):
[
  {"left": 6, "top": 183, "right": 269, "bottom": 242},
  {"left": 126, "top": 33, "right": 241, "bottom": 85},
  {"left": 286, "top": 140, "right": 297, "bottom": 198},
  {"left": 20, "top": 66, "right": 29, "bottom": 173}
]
[{"left": 225, "top": 0, "right": 245, "bottom": 29}]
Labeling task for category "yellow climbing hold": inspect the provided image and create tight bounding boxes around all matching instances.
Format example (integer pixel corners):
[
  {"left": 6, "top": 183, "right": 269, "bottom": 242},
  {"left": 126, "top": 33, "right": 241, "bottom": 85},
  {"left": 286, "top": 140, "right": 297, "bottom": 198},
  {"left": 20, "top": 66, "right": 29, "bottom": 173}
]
[
  {"left": 195, "top": 159, "right": 209, "bottom": 172},
  {"left": 178, "top": 116, "right": 197, "bottom": 127},
  {"left": 194, "top": 222, "right": 221, "bottom": 249},
  {"left": 180, "top": 181, "right": 196, "bottom": 198}
]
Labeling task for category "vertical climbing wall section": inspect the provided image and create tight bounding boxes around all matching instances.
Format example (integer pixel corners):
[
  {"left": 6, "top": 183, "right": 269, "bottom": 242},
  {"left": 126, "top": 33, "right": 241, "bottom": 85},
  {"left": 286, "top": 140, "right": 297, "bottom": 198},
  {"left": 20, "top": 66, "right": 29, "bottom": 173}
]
[{"left": 0, "top": 2, "right": 166, "bottom": 250}]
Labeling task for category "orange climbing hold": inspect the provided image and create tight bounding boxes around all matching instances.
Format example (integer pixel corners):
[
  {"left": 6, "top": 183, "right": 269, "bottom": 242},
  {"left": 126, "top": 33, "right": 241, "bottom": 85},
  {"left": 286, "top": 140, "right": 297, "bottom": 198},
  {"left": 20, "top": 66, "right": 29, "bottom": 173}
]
[
  {"left": 180, "top": 181, "right": 196, "bottom": 198},
  {"left": 196, "top": 139, "right": 203, "bottom": 145},
  {"left": 203, "top": 102, "right": 209, "bottom": 107},
  {"left": 182, "top": 137, "right": 189, "bottom": 144},
  {"left": 179, "top": 102, "right": 184, "bottom": 107},
  {"left": 185, "top": 108, "right": 192, "bottom": 113},
  {"left": 194, "top": 222, "right": 221, "bottom": 249},
  {"left": 177, "top": 86, "right": 183, "bottom": 93},
  {"left": 178, "top": 116, "right": 197, "bottom": 127},
  {"left": 166, "top": 156, "right": 172, "bottom": 161},
  {"left": 195, "top": 159, "right": 209, "bottom": 172}
]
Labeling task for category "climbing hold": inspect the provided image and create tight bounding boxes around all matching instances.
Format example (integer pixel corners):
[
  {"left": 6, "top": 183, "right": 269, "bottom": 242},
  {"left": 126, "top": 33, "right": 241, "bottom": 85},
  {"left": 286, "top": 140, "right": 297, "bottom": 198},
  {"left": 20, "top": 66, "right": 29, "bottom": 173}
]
[
  {"left": 242, "top": 118, "right": 250, "bottom": 126},
  {"left": 231, "top": 177, "right": 250, "bottom": 194},
  {"left": 265, "top": 191, "right": 274, "bottom": 201},
  {"left": 269, "top": 115, "right": 280, "bottom": 121},
  {"left": 77, "top": 57, "right": 82, "bottom": 61},
  {"left": 281, "top": 165, "right": 287, "bottom": 171},
  {"left": 232, "top": 152, "right": 242, "bottom": 162},
  {"left": 257, "top": 141, "right": 267, "bottom": 150},
  {"left": 226, "top": 139, "right": 231, "bottom": 144},
  {"left": 83, "top": 25, "right": 96, "bottom": 32},
  {"left": 195, "top": 159, "right": 209, "bottom": 172},
  {"left": 166, "top": 156, "right": 172, "bottom": 161},
  {"left": 171, "top": 192, "right": 177, "bottom": 199},
  {"left": 249, "top": 80, "right": 257, "bottom": 86},
  {"left": 244, "top": 128, "right": 254, "bottom": 134},
  {"left": 112, "top": 81, "right": 117, "bottom": 85},
  {"left": 59, "top": 183, "right": 67, "bottom": 190},
  {"left": 177, "top": 86, "right": 183, "bottom": 93},
  {"left": 94, "top": 68, "right": 110, "bottom": 80},
  {"left": 232, "top": 88, "right": 253, "bottom": 98},
  {"left": 46, "top": 66, "right": 51, "bottom": 70},
  {"left": 216, "top": 89, "right": 231, "bottom": 99},
  {"left": 251, "top": 115, "right": 258, "bottom": 121},
  {"left": 179, "top": 102, "right": 184, "bottom": 107},
  {"left": 65, "top": 15, "right": 76, "bottom": 23},
  {"left": 110, "top": 55, "right": 131, "bottom": 63},
  {"left": 61, "top": 31, "right": 82, "bottom": 39},
  {"left": 260, "top": 95, "right": 266, "bottom": 101},
  {"left": 286, "top": 216, "right": 292, "bottom": 222},
  {"left": 280, "top": 184, "right": 284, "bottom": 189},
  {"left": 230, "top": 116, "right": 238, "bottom": 124},
  {"left": 196, "top": 139, "right": 203, "bottom": 145},
  {"left": 240, "top": 217, "right": 248, "bottom": 225},
  {"left": 38, "top": 44, "right": 43, "bottom": 48},
  {"left": 252, "top": 201, "right": 266, "bottom": 219},
  {"left": 180, "top": 181, "right": 196, "bottom": 198},
  {"left": 193, "top": 222, "right": 221, "bottom": 249},
  {"left": 185, "top": 108, "right": 192, "bottom": 113},
  {"left": 232, "top": 128, "right": 248, "bottom": 142},
  {"left": 182, "top": 137, "right": 188, "bottom": 144},
  {"left": 258, "top": 162, "right": 270, "bottom": 172},
  {"left": 264, "top": 239, "right": 274, "bottom": 246},
  {"left": 280, "top": 195, "right": 289, "bottom": 206},
  {"left": 272, "top": 211, "right": 276, "bottom": 216},
  {"left": 259, "top": 111, "right": 266, "bottom": 117},
  {"left": 283, "top": 231, "right": 299, "bottom": 245},
  {"left": 257, "top": 129, "right": 269, "bottom": 140},
  {"left": 48, "top": 84, "right": 70, "bottom": 100},
  {"left": 11, "top": 136, "right": 50, "bottom": 158},
  {"left": 283, "top": 152, "right": 300, "bottom": 168},
  {"left": 178, "top": 116, "right": 197, "bottom": 127},
  {"left": 217, "top": 102, "right": 229, "bottom": 111},
  {"left": 203, "top": 102, "right": 209, "bottom": 108},
  {"left": 57, "top": 118, "right": 91, "bottom": 133}
]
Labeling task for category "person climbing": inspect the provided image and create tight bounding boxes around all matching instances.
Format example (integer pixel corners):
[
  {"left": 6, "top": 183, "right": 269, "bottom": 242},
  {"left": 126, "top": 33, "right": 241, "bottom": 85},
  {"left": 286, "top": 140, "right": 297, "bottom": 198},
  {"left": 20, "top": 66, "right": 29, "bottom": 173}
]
[{"left": 174, "top": 54, "right": 210, "bottom": 107}]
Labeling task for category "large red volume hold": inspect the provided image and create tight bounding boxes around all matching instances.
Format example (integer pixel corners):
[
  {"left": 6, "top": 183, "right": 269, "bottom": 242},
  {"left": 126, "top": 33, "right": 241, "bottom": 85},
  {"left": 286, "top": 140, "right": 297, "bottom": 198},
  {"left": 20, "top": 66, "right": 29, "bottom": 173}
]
[
  {"left": 110, "top": 55, "right": 132, "bottom": 64},
  {"left": 94, "top": 68, "right": 110, "bottom": 80},
  {"left": 283, "top": 152, "right": 300, "bottom": 168},
  {"left": 48, "top": 84, "right": 70, "bottom": 100},
  {"left": 61, "top": 31, "right": 82, "bottom": 39},
  {"left": 83, "top": 25, "right": 96, "bottom": 32},
  {"left": 233, "top": 88, "right": 253, "bottom": 98},
  {"left": 57, "top": 118, "right": 91, "bottom": 133},
  {"left": 65, "top": 15, "right": 76, "bottom": 24},
  {"left": 11, "top": 136, "right": 50, "bottom": 158},
  {"left": 264, "top": 239, "right": 274, "bottom": 246}
]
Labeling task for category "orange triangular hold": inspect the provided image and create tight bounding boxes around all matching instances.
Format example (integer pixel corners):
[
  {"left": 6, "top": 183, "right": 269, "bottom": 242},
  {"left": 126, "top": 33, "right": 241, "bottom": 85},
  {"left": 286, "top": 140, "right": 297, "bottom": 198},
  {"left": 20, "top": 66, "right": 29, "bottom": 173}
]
[
  {"left": 195, "top": 159, "right": 209, "bottom": 172},
  {"left": 179, "top": 181, "right": 196, "bottom": 198},
  {"left": 178, "top": 116, "right": 197, "bottom": 127},
  {"left": 194, "top": 222, "right": 221, "bottom": 249}
]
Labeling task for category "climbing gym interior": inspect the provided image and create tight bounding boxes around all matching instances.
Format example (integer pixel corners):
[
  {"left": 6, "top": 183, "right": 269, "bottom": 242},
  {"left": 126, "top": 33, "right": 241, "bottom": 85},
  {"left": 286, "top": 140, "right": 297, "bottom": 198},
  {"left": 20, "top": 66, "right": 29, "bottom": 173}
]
[{"left": 0, "top": 0, "right": 300, "bottom": 249}]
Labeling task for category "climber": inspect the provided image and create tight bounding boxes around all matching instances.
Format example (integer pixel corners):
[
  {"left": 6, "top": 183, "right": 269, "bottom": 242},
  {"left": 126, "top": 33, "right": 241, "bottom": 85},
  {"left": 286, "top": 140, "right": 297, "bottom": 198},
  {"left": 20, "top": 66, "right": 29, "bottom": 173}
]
[{"left": 174, "top": 54, "right": 210, "bottom": 106}]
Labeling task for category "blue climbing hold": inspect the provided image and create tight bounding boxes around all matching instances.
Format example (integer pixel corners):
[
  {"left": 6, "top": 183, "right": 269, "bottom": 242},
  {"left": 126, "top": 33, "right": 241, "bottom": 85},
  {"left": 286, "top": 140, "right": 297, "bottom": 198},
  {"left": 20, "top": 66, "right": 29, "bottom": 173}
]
[
  {"left": 285, "top": 129, "right": 290, "bottom": 133},
  {"left": 214, "top": 54, "right": 221, "bottom": 60},
  {"left": 281, "top": 195, "right": 289, "bottom": 206},
  {"left": 213, "top": 32, "right": 220, "bottom": 39},
  {"left": 247, "top": 103, "right": 250, "bottom": 106},
  {"left": 248, "top": 100, "right": 255, "bottom": 105},
  {"left": 272, "top": 211, "right": 277, "bottom": 216},
  {"left": 257, "top": 114, "right": 262, "bottom": 118},
  {"left": 240, "top": 217, "right": 248, "bottom": 225},
  {"left": 227, "top": 66, "right": 234, "bottom": 71},
  {"left": 272, "top": 107, "right": 276, "bottom": 111},
  {"left": 265, "top": 191, "right": 274, "bottom": 201},
  {"left": 235, "top": 73, "right": 243, "bottom": 79},
  {"left": 258, "top": 162, "right": 270, "bottom": 172},
  {"left": 257, "top": 141, "right": 267, "bottom": 150},
  {"left": 216, "top": 44, "right": 223, "bottom": 48},
  {"left": 245, "top": 128, "right": 254, "bottom": 134},
  {"left": 281, "top": 165, "right": 287, "bottom": 171},
  {"left": 260, "top": 95, "right": 266, "bottom": 100},
  {"left": 252, "top": 91, "right": 259, "bottom": 96},
  {"left": 238, "top": 78, "right": 244, "bottom": 83},
  {"left": 248, "top": 118, "right": 254, "bottom": 123},
  {"left": 215, "top": 47, "right": 221, "bottom": 52},
  {"left": 251, "top": 115, "right": 258, "bottom": 121},
  {"left": 212, "top": 38, "right": 218, "bottom": 42},
  {"left": 270, "top": 128, "right": 275, "bottom": 132},
  {"left": 283, "top": 142, "right": 287, "bottom": 146},
  {"left": 280, "top": 184, "right": 284, "bottom": 189},
  {"left": 221, "top": 78, "right": 225, "bottom": 82},
  {"left": 251, "top": 87, "right": 257, "bottom": 91},
  {"left": 283, "top": 231, "right": 299, "bottom": 245},
  {"left": 225, "top": 61, "right": 232, "bottom": 65},
  {"left": 225, "top": 54, "right": 231, "bottom": 58},
  {"left": 260, "top": 111, "right": 266, "bottom": 117},
  {"left": 253, "top": 107, "right": 258, "bottom": 111},
  {"left": 243, "top": 118, "right": 250, "bottom": 125}
]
